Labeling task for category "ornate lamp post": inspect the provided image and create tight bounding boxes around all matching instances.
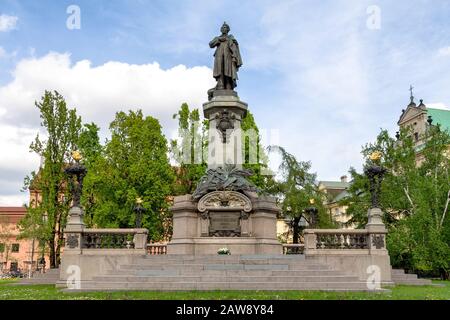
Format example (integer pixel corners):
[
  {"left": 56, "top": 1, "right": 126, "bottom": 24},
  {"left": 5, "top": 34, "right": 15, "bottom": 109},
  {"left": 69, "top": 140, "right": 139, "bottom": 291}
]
[
  {"left": 64, "top": 150, "right": 87, "bottom": 237},
  {"left": 64, "top": 150, "right": 87, "bottom": 208},
  {"left": 134, "top": 197, "right": 146, "bottom": 228},
  {"left": 304, "top": 198, "right": 318, "bottom": 229},
  {"left": 363, "top": 151, "right": 386, "bottom": 209},
  {"left": 363, "top": 151, "right": 388, "bottom": 251}
]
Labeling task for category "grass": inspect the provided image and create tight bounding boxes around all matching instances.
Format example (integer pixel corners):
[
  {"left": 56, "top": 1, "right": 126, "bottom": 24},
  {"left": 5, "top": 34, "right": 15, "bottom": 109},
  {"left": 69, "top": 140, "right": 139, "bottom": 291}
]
[{"left": 0, "top": 279, "right": 449, "bottom": 300}]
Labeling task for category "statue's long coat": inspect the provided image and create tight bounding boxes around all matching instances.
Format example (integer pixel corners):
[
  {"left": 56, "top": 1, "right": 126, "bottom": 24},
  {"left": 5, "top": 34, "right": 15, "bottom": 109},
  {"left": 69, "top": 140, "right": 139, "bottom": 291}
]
[{"left": 210, "top": 35, "right": 243, "bottom": 82}]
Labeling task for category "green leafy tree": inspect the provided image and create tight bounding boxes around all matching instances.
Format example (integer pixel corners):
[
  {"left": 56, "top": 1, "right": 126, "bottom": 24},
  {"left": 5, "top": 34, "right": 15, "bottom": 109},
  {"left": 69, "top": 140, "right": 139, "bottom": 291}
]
[
  {"left": 268, "top": 146, "right": 334, "bottom": 243},
  {"left": 241, "top": 111, "right": 273, "bottom": 190},
  {"left": 91, "top": 110, "right": 175, "bottom": 241},
  {"left": 170, "top": 103, "right": 208, "bottom": 195},
  {"left": 342, "top": 125, "right": 450, "bottom": 278},
  {"left": 78, "top": 123, "right": 104, "bottom": 227},
  {"left": 20, "top": 90, "right": 81, "bottom": 268}
]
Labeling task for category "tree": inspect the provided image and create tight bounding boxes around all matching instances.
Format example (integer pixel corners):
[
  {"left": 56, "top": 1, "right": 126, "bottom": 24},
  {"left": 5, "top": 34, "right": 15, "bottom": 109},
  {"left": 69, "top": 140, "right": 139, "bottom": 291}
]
[
  {"left": 170, "top": 103, "right": 208, "bottom": 195},
  {"left": 268, "top": 146, "right": 334, "bottom": 243},
  {"left": 20, "top": 90, "right": 81, "bottom": 268},
  {"left": 91, "top": 110, "right": 175, "bottom": 241},
  {"left": 241, "top": 111, "right": 273, "bottom": 190},
  {"left": 78, "top": 123, "right": 104, "bottom": 227},
  {"left": 342, "top": 125, "right": 450, "bottom": 279}
]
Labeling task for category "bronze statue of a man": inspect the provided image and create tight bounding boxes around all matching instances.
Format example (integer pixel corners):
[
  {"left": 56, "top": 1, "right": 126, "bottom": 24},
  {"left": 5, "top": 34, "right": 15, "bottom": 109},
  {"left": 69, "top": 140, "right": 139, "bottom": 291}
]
[{"left": 209, "top": 22, "right": 242, "bottom": 91}]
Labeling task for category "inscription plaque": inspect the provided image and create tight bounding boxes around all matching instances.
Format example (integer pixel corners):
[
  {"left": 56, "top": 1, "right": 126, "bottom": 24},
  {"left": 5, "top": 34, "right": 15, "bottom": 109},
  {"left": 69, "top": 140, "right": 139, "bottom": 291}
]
[{"left": 209, "top": 211, "right": 241, "bottom": 237}]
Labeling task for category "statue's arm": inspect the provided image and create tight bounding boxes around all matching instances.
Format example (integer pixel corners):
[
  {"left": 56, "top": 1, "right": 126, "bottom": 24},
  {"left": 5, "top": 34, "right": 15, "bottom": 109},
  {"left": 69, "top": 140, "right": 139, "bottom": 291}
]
[
  {"left": 229, "top": 34, "right": 238, "bottom": 45},
  {"left": 209, "top": 37, "right": 219, "bottom": 48}
]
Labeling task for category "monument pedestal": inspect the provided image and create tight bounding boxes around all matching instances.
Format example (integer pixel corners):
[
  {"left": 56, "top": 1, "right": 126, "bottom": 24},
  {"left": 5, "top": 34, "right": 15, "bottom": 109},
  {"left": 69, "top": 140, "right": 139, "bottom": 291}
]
[
  {"left": 203, "top": 94, "right": 248, "bottom": 168},
  {"left": 167, "top": 192, "right": 282, "bottom": 255}
]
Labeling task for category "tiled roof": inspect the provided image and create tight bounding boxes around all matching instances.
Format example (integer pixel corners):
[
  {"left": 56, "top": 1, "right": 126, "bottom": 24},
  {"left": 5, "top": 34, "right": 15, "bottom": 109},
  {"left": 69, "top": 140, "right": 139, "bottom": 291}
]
[
  {"left": 319, "top": 181, "right": 350, "bottom": 189},
  {"left": 427, "top": 107, "right": 450, "bottom": 133}
]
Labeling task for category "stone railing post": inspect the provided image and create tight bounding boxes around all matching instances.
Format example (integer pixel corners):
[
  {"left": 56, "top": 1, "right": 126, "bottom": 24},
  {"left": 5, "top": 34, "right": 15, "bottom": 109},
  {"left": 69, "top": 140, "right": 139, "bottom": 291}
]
[
  {"left": 366, "top": 207, "right": 388, "bottom": 251},
  {"left": 133, "top": 228, "right": 149, "bottom": 251},
  {"left": 64, "top": 206, "right": 86, "bottom": 253},
  {"left": 303, "top": 229, "right": 317, "bottom": 253}
]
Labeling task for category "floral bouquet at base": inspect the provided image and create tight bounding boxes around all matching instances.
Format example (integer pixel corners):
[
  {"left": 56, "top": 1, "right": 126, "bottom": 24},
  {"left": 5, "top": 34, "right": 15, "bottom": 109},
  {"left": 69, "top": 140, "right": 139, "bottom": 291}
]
[{"left": 217, "top": 247, "right": 231, "bottom": 255}]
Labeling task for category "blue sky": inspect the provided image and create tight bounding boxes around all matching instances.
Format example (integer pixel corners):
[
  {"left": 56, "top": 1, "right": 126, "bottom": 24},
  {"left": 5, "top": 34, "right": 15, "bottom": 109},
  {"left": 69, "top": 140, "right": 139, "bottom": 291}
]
[{"left": 0, "top": 0, "right": 450, "bottom": 205}]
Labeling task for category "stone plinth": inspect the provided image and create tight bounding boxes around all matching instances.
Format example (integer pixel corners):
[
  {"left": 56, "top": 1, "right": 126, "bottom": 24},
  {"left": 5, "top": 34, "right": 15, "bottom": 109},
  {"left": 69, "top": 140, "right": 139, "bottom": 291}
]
[
  {"left": 203, "top": 95, "right": 248, "bottom": 168},
  {"left": 167, "top": 192, "right": 282, "bottom": 255}
]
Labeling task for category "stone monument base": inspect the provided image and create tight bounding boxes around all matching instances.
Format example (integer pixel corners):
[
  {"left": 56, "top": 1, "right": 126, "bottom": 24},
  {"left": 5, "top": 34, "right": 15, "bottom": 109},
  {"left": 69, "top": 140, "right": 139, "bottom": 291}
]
[
  {"left": 167, "top": 193, "right": 283, "bottom": 255},
  {"left": 168, "top": 237, "right": 282, "bottom": 255}
]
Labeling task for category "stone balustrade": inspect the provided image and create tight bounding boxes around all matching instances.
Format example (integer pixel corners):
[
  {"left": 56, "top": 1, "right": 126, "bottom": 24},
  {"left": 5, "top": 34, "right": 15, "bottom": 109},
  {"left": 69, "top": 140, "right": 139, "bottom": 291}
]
[
  {"left": 282, "top": 243, "right": 304, "bottom": 254},
  {"left": 147, "top": 243, "right": 168, "bottom": 255},
  {"left": 64, "top": 228, "right": 148, "bottom": 251},
  {"left": 303, "top": 228, "right": 387, "bottom": 251},
  {"left": 302, "top": 218, "right": 392, "bottom": 284}
]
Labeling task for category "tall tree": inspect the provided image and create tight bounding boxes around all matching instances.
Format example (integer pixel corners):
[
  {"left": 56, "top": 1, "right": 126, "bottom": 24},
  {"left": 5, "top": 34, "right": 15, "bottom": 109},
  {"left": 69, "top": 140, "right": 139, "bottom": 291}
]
[
  {"left": 268, "top": 146, "right": 334, "bottom": 243},
  {"left": 91, "top": 110, "right": 175, "bottom": 241},
  {"left": 20, "top": 90, "right": 81, "bottom": 268},
  {"left": 78, "top": 123, "right": 104, "bottom": 227},
  {"left": 241, "top": 111, "right": 272, "bottom": 190},
  {"left": 342, "top": 125, "right": 450, "bottom": 278},
  {"left": 170, "top": 103, "right": 208, "bottom": 195}
]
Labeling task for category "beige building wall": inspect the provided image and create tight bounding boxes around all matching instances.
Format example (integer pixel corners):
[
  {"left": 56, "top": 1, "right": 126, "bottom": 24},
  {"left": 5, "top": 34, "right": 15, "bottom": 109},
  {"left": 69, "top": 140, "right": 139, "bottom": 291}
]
[{"left": 0, "top": 207, "right": 50, "bottom": 273}]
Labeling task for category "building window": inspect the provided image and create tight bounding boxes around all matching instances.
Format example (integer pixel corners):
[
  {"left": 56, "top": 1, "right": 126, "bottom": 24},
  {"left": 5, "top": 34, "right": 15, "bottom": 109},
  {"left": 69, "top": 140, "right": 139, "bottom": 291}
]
[
  {"left": 10, "top": 262, "right": 18, "bottom": 272},
  {"left": 0, "top": 243, "right": 5, "bottom": 253},
  {"left": 414, "top": 132, "right": 419, "bottom": 142},
  {"left": 11, "top": 243, "right": 20, "bottom": 253}
]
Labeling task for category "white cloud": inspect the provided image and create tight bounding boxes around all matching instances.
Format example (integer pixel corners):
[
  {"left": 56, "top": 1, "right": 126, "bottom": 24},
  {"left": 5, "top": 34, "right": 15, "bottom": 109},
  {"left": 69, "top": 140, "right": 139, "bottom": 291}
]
[
  {"left": 0, "top": 124, "right": 40, "bottom": 206},
  {"left": 0, "top": 14, "right": 18, "bottom": 32},
  {"left": 437, "top": 46, "right": 450, "bottom": 57},
  {"left": 0, "top": 52, "right": 215, "bottom": 129},
  {"left": 0, "top": 52, "right": 215, "bottom": 206},
  {"left": 0, "top": 46, "right": 6, "bottom": 58}
]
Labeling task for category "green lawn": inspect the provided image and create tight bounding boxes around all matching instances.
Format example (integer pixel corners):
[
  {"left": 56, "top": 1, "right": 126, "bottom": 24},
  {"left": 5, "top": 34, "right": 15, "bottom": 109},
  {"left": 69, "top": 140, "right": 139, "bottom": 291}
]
[{"left": 0, "top": 279, "right": 448, "bottom": 300}]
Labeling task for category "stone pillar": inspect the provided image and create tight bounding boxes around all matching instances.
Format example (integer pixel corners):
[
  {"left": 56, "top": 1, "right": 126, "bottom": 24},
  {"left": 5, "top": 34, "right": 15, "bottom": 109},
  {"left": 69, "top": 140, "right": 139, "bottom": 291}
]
[
  {"left": 170, "top": 195, "right": 198, "bottom": 239},
  {"left": 63, "top": 206, "right": 85, "bottom": 253},
  {"left": 365, "top": 207, "right": 388, "bottom": 252},
  {"left": 203, "top": 95, "right": 248, "bottom": 168},
  {"left": 303, "top": 230, "right": 317, "bottom": 253},
  {"left": 167, "top": 195, "right": 198, "bottom": 254},
  {"left": 133, "top": 229, "right": 149, "bottom": 250}
]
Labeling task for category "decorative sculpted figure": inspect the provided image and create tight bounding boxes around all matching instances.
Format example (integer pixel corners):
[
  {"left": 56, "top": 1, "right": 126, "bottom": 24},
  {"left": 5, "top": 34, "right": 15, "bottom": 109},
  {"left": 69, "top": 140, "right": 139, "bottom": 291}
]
[
  {"left": 192, "top": 165, "right": 258, "bottom": 200},
  {"left": 209, "top": 22, "right": 243, "bottom": 91}
]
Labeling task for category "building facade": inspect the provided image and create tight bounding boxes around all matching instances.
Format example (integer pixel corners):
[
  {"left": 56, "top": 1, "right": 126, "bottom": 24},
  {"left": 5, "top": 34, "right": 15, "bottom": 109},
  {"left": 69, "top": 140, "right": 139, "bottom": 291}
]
[
  {"left": 318, "top": 175, "right": 352, "bottom": 228},
  {"left": 397, "top": 95, "right": 450, "bottom": 164},
  {"left": 0, "top": 207, "right": 49, "bottom": 274}
]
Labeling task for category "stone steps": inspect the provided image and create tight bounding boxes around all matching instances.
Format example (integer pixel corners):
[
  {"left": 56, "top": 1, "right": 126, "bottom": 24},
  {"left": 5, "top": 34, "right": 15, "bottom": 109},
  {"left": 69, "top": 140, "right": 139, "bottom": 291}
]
[
  {"left": 75, "top": 281, "right": 371, "bottom": 291},
  {"left": 74, "top": 254, "right": 376, "bottom": 291},
  {"left": 92, "top": 275, "right": 359, "bottom": 283},
  {"left": 119, "top": 262, "right": 330, "bottom": 271},
  {"left": 391, "top": 269, "right": 432, "bottom": 286},
  {"left": 18, "top": 268, "right": 60, "bottom": 285},
  {"left": 110, "top": 269, "right": 349, "bottom": 277}
]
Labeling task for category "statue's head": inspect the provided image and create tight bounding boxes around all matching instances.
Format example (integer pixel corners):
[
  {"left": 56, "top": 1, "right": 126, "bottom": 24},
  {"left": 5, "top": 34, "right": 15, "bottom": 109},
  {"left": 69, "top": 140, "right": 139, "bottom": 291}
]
[{"left": 221, "top": 22, "right": 230, "bottom": 34}]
